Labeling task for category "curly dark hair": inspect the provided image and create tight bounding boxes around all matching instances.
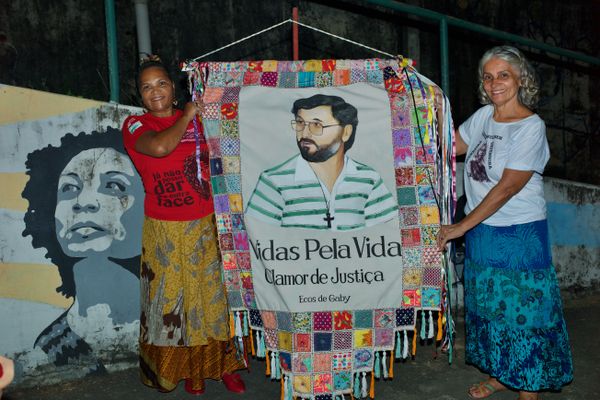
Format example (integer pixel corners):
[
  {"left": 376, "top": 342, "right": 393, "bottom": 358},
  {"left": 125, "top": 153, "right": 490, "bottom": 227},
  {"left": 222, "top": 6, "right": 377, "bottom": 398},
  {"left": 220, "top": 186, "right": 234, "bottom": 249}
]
[{"left": 22, "top": 128, "right": 141, "bottom": 298}]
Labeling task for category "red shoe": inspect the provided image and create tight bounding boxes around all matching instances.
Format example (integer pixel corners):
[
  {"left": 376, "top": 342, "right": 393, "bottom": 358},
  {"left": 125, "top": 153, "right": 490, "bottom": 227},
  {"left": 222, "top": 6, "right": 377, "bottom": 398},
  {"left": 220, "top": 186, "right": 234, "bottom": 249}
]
[
  {"left": 184, "top": 379, "right": 205, "bottom": 395},
  {"left": 222, "top": 372, "right": 246, "bottom": 394}
]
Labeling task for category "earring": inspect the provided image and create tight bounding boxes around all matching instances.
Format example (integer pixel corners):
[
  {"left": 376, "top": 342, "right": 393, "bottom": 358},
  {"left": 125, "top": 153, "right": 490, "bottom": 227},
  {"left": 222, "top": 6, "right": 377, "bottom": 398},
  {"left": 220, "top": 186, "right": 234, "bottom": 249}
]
[{"left": 172, "top": 99, "right": 179, "bottom": 106}]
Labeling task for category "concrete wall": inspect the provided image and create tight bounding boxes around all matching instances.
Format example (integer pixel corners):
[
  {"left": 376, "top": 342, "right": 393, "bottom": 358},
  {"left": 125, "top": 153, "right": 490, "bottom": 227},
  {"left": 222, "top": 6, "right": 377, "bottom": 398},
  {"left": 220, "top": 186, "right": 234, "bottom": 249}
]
[
  {"left": 545, "top": 178, "right": 600, "bottom": 291},
  {"left": 0, "top": 85, "right": 143, "bottom": 387}
]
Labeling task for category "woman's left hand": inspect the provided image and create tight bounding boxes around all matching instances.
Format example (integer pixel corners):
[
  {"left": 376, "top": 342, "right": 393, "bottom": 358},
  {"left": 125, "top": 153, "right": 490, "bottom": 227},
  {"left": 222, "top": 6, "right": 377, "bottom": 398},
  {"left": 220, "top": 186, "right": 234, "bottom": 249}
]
[{"left": 437, "top": 223, "right": 467, "bottom": 251}]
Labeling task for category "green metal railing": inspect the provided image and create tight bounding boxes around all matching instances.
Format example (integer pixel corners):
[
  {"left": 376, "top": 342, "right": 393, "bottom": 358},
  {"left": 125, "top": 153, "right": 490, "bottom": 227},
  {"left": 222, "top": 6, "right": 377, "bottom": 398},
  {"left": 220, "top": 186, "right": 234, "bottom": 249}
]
[
  {"left": 103, "top": 0, "right": 599, "bottom": 102},
  {"left": 105, "top": 0, "right": 120, "bottom": 103},
  {"left": 363, "top": 0, "right": 600, "bottom": 93}
]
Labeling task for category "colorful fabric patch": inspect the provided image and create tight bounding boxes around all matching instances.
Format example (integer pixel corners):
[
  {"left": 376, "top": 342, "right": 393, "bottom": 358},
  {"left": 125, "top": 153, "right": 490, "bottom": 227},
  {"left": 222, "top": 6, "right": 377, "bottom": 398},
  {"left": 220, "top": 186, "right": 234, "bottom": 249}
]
[
  {"left": 277, "top": 311, "right": 293, "bottom": 331},
  {"left": 334, "top": 371, "right": 352, "bottom": 390},
  {"left": 375, "top": 328, "right": 394, "bottom": 347},
  {"left": 260, "top": 72, "right": 278, "bottom": 87},
  {"left": 314, "top": 312, "right": 333, "bottom": 331},
  {"left": 403, "top": 268, "right": 423, "bottom": 287},
  {"left": 333, "top": 331, "right": 353, "bottom": 350},
  {"left": 313, "top": 353, "right": 332, "bottom": 372},
  {"left": 293, "top": 313, "right": 312, "bottom": 333},
  {"left": 353, "top": 329, "right": 373, "bottom": 348},
  {"left": 396, "top": 308, "right": 415, "bottom": 327},
  {"left": 221, "top": 252, "right": 236, "bottom": 270},
  {"left": 220, "top": 103, "right": 238, "bottom": 120},
  {"left": 229, "top": 194, "right": 243, "bottom": 213},
  {"left": 231, "top": 213, "right": 245, "bottom": 231},
  {"left": 279, "top": 331, "right": 293, "bottom": 352},
  {"left": 353, "top": 349, "right": 372, "bottom": 369},
  {"left": 293, "top": 375, "right": 311, "bottom": 394},
  {"left": 419, "top": 205, "right": 439, "bottom": 225},
  {"left": 401, "top": 228, "right": 421, "bottom": 247},
  {"left": 402, "top": 247, "right": 422, "bottom": 267},
  {"left": 233, "top": 231, "right": 249, "bottom": 251},
  {"left": 280, "top": 352, "right": 292, "bottom": 371},
  {"left": 215, "top": 213, "right": 232, "bottom": 233},
  {"left": 218, "top": 233, "right": 234, "bottom": 251},
  {"left": 293, "top": 353, "right": 312, "bottom": 373},
  {"left": 262, "top": 311, "right": 277, "bottom": 329},
  {"left": 423, "top": 267, "right": 442, "bottom": 286},
  {"left": 422, "top": 287, "right": 441, "bottom": 308},
  {"left": 392, "top": 128, "right": 412, "bottom": 147},
  {"left": 402, "top": 289, "right": 422, "bottom": 307},
  {"left": 313, "top": 373, "right": 333, "bottom": 394},
  {"left": 374, "top": 310, "right": 395, "bottom": 328},
  {"left": 395, "top": 167, "right": 414, "bottom": 186},
  {"left": 295, "top": 333, "right": 311, "bottom": 353},
  {"left": 211, "top": 176, "right": 227, "bottom": 195},
  {"left": 353, "top": 310, "right": 372, "bottom": 329},
  {"left": 397, "top": 187, "right": 417, "bottom": 206},
  {"left": 400, "top": 206, "right": 419, "bottom": 227},
  {"left": 421, "top": 225, "right": 438, "bottom": 246},
  {"left": 333, "top": 311, "right": 353, "bottom": 330},
  {"left": 332, "top": 351, "right": 352, "bottom": 371},
  {"left": 314, "top": 333, "right": 332, "bottom": 352}
]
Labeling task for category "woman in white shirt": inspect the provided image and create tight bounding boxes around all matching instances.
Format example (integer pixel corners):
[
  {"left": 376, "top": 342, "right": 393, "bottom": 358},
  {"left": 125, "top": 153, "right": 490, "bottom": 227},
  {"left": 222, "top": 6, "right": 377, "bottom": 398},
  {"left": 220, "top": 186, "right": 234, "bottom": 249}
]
[{"left": 437, "top": 46, "right": 573, "bottom": 400}]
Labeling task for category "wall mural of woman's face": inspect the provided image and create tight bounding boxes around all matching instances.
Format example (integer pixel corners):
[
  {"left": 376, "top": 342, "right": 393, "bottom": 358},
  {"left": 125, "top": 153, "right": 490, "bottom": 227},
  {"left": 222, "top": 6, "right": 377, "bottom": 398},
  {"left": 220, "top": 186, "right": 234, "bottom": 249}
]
[{"left": 54, "top": 148, "right": 143, "bottom": 258}]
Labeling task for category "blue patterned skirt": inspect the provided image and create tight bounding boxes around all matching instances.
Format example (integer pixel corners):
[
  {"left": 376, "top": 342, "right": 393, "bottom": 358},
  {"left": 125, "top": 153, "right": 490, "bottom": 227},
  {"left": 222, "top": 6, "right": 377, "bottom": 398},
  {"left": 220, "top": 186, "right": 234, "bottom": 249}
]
[{"left": 464, "top": 219, "right": 573, "bottom": 391}]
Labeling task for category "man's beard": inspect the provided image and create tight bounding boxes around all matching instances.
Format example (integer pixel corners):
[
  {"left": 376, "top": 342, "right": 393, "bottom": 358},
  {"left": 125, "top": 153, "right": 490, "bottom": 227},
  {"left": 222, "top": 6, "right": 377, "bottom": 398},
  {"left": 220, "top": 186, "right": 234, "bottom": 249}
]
[{"left": 298, "top": 138, "right": 342, "bottom": 162}]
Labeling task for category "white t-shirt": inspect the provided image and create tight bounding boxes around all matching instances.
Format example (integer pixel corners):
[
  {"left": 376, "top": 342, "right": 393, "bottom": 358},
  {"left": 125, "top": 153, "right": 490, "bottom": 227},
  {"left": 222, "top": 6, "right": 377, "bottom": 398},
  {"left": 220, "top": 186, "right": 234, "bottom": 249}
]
[{"left": 459, "top": 105, "right": 550, "bottom": 226}]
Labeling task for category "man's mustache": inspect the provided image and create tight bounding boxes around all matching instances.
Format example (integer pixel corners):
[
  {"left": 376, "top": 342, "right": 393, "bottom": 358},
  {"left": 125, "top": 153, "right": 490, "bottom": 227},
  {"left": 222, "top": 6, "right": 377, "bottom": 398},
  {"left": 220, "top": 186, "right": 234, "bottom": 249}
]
[{"left": 298, "top": 138, "right": 317, "bottom": 147}]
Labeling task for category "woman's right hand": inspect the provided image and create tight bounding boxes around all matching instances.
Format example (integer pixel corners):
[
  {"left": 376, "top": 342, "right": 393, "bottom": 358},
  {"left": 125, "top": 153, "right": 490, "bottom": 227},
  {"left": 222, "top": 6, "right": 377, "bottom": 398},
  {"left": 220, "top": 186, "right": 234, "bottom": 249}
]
[
  {"left": 182, "top": 100, "right": 205, "bottom": 121},
  {"left": 437, "top": 223, "right": 467, "bottom": 251}
]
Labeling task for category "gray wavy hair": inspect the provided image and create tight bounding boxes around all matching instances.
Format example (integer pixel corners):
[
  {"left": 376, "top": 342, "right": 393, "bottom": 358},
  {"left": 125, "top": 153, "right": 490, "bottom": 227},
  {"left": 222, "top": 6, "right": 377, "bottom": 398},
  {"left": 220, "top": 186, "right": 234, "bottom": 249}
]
[{"left": 477, "top": 45, "right": 540, "bottom": 109}]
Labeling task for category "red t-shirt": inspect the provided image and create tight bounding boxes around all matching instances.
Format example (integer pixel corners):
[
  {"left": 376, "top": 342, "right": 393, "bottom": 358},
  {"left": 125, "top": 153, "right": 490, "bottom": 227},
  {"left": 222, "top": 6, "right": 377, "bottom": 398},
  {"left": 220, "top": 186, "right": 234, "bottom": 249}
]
[{"left": 122, "top": 110, "right": 213, "bottom": 221}]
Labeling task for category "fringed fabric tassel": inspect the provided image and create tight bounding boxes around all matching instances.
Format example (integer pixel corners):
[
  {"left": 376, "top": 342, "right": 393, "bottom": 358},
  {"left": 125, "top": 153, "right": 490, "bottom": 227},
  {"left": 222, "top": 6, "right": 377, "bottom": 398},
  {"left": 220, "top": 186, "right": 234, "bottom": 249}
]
[
  {"left": 229, "top": 312, "right": 235, "bottom": 339},
  {"left": 250, "top": 328, "right": 256, "bottom": 356},
  {"left": 374, "top": 351, "right": 381, "bottom": 379},
  {"left": 420, "top": 310, "right": 426, "bottom": 340},
  {"left": 243, "top": 311, "right": 249, "bottom": 336},
  {"left": 270, "top": 351, "right": 278, "bottom": 379},
  {"left": 275, "top": 352, "right": 281, "bottom": 380},
  {"left": 257, "top": 330, "right": 266, "bottom": 358},
  {"left": 395, "top": 331, "right": 401, "bottom": 359},
  {"left": 369, "top": 371, "right": 375, "bottom": 399},
  {"left": 286, "top": 375, "right": 293, "bottom": 400},
  {"left": 428, "top": 310, "right": 434, "bottom": 339},
  {"left": 265, "top": 350, "right": 271, "bottom": 376},
  {"left": 353, "top": 372, "right": 361, "bottom": 399},
  {"left": 412, "top": 328, "right": 417, "bottom": 356},
  {"left": 388, "top": 350, "right": 394, "bottom": 378},
  {"left": 235, "top": 311, "right": 243, "bottom": 338},
  {"left": 402, "top": 330, "right": 409, "bottom": 359},
  {"left": 436, "top": 311, "right": 443, "bottom": 341},
  {"left": 361, "top": 372, "right": 368, "bottom": 399},
  {"left": 280, "top": 375, "right": 285, "bottom": 400},
  {"left": 382, "top": 351, "right": 388, "bottom": 379}
]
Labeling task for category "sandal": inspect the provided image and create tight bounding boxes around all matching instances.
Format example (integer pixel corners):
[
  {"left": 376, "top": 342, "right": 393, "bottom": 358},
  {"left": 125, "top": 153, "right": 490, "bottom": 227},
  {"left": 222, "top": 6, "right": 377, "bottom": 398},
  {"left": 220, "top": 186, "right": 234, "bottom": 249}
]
[{"left": 468, "top": 379, "right": 506, "bottom": 399}]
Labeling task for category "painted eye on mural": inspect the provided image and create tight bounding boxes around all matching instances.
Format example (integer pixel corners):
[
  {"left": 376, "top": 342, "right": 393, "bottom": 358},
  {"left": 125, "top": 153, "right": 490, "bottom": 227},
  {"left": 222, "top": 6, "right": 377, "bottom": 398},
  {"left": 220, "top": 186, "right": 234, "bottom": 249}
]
[
  {"left": 105, "top": 181, "right": 126, "bottom": 192},
  {"left": 60, "top": 183, "right": 80, "bottom": 193}
]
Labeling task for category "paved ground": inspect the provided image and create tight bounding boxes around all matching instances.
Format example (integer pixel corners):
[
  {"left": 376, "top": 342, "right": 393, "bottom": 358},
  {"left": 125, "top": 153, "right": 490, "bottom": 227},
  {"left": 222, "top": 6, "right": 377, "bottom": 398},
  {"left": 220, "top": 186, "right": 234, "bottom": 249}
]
[{"left": 4, "top": 293, "right": 599, "bottom": 400}]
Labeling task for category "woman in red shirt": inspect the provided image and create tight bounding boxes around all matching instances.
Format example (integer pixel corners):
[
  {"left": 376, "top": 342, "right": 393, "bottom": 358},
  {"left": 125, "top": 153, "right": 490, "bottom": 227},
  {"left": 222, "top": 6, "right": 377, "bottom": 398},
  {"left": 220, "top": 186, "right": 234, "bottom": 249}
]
[{"left": 122, "top": 57, "right": 245, "bottom": 395}]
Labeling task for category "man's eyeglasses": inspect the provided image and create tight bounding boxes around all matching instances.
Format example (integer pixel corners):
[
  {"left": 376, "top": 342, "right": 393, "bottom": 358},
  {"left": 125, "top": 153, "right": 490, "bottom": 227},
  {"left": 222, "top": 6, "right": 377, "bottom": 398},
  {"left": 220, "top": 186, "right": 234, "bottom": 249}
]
[{"left": 291, "top": 119, "right": 342, "bottom": 136}]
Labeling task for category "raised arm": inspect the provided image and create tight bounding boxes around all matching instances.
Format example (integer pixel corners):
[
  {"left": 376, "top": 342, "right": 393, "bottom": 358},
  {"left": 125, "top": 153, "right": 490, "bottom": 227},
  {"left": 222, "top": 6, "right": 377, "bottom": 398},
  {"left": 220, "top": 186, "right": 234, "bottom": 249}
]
[{"left": 135, "top": 101, "right": 203, "bottom": 157}]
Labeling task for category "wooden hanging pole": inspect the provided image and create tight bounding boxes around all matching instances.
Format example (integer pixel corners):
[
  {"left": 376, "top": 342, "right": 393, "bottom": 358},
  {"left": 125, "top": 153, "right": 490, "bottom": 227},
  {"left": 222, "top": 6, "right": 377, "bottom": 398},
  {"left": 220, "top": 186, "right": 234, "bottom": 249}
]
[{"left": 292, "top": 1, "right": 299, "bottom": 60}]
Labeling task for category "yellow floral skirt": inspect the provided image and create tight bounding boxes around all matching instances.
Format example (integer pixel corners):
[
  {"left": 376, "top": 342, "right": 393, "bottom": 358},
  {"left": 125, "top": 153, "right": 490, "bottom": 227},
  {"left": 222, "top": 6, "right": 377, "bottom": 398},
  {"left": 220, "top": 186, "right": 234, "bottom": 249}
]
[{"left": 139, "top": 214, "right": 245, "bottom": 391}]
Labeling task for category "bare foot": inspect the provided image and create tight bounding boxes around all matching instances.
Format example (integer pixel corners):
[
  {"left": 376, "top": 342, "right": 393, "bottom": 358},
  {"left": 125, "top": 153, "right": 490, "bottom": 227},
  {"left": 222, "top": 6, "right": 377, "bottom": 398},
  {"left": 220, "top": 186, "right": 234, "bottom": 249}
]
[
  {"left": 518, "top": 391, "right": 539, "bottom": 400},
  {"left": 468, "top": 377, "right": 507, "bottom": 399}
]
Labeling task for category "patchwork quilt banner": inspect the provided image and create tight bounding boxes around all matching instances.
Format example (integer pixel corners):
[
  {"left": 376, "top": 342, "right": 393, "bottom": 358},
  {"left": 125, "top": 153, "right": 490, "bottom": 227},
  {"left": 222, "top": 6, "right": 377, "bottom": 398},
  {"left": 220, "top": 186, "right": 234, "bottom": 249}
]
[{"left": 195, "top": 58, "right": 452, "bottom": 399}]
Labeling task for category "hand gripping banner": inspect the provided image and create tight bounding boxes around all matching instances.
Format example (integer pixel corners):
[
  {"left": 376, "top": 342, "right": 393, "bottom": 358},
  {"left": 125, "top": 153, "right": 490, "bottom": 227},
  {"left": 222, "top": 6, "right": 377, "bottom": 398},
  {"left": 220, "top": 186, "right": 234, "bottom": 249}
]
[{"left": 186, "top": 58, "right": 455, "bottom": 399}]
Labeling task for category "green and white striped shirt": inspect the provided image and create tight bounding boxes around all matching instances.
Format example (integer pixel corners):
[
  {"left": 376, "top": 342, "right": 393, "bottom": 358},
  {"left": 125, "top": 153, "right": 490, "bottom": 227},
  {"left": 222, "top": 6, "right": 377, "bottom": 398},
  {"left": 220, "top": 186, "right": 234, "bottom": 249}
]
[{"left": 245, "top": 155, "right": 398, "bottom": 231}]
